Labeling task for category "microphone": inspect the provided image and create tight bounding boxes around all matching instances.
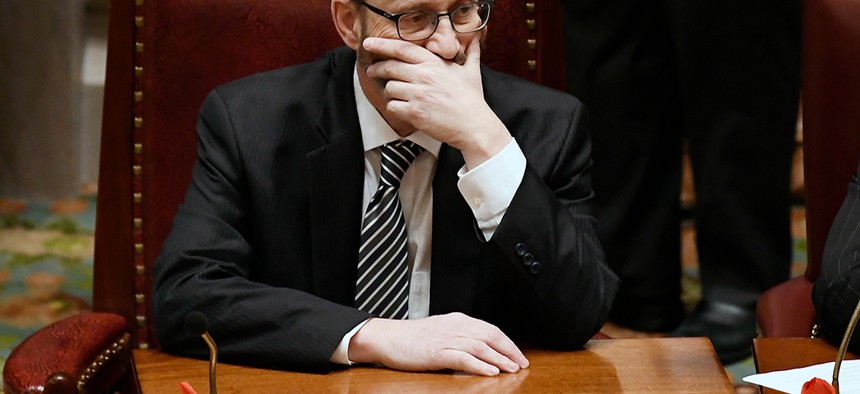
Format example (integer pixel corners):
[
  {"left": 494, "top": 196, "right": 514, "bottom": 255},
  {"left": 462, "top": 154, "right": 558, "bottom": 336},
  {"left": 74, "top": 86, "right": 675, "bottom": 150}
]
[{"left": 185, "top": 311, "right": 218, "bottom": 394}]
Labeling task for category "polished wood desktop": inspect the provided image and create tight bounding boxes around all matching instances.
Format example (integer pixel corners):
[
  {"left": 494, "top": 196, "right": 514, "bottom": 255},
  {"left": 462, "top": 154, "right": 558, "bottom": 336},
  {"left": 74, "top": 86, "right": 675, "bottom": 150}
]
[
  {"left": 132, "top": 338, "right": 733, "bottom": 393},
  {"left": 753, "top": 337, "right": 859, "bottom": 394}
]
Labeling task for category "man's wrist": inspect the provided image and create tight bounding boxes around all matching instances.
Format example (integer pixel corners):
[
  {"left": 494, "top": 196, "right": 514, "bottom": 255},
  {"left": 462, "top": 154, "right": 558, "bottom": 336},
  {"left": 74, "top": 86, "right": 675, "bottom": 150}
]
[
  {"left": 459, "top": 117, "right": 511, "bottom": 170},
  {"left": 331, "top": 319, "right": 371, "bottom": 365},
  {"left": 348, "top": 317, "right": 383, "bottom": 364}
]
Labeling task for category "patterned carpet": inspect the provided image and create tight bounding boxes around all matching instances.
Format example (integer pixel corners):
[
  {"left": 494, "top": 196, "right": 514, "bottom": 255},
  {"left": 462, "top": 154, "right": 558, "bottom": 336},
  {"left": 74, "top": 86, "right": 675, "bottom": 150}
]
[
  {"left": 0, "top": 195, "right": 97, "bottom": 377},
  {"left": 0, "top": 193, "right": 806, "bottom": 392}
]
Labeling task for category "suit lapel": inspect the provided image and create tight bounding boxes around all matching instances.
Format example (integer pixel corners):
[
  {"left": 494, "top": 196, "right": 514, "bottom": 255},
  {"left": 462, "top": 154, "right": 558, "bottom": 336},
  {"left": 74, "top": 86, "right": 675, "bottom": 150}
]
[
  {"left": 429, "top": 145, "right": 482, "bottom": 315},
  {"left": 308, "top": 49, "right": 364, "bottom": 306}
]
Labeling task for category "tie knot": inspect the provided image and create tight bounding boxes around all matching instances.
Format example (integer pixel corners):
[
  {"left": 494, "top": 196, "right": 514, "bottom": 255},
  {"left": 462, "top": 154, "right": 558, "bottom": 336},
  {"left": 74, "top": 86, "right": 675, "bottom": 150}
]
[{"left": 380, "top": 141, "right": 424, "bottom": 188}]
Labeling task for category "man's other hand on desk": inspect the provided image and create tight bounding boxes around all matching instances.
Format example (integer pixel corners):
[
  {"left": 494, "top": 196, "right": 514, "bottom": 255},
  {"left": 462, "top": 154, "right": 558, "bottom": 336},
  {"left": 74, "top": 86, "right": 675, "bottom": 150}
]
[{"left": 347, "top": 312, "right": 530, "bottom": 376}]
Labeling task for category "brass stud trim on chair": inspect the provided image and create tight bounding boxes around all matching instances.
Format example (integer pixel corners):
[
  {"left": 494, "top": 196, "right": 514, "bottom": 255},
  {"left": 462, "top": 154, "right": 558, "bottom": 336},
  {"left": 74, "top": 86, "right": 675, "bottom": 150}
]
[
  {"left": 134, "top": 117, "right": 143, "bottom": 128},
  {"left": 136, "top": 265, "right": 145, "bottom": 276},
  {"left": 134, "top": 143, "right": 143, "bottom": 154},
  {"left": 134, "top": 91, "right": 143, "bottom": 102},
  {"left": 134, "top": 243, "right": 144, "bottom": 255},
  {"left": 135, "top": 294, "right": 146, "bottom": 305},
  {"left": 135, "top": 42, "right": 144, "bottom": 53},
  {"left": 134, "top": 66, "right": 143, "bottom": 77},
  {"left": 528, "top": 60, "right": 537, "bottom": 70},
  {"left": 133, "top": 193, "right": 142, "bottom": 203},
  {"left": 133, "top": 165, "right": 142, "bottom": 176},
  {"left": 133, "top": 218, "right": 143, "bottom": 229},
  {"left": 136, "top": 315, "right": 146, "bottom": 327},
  {"left": 527, "top": 39, "right": 536, "bottom": 50},
  {"left": 526, "top": 2, "right": 535, "bottom": 12},
  {"left": 76, "top": 337, "right": 128, "bottom": 391},
  {"left": 135, "top": 16, "right": 144, "bottom": 28},
  {"left": 526, "top": 19, "right": 536, "bottom": 30}
]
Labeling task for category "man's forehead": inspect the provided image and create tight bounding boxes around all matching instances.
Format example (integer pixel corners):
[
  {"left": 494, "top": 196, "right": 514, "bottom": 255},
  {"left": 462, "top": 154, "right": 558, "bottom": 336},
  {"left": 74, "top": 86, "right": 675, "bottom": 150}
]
[{"left": 371, "top": 0, "right": 465, "bottom": 12}]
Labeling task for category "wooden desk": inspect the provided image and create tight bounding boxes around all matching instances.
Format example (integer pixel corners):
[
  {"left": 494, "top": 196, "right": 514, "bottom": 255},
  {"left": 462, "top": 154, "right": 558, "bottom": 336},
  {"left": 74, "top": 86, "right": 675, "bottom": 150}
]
[
  {"left": 753, "top": 337, "right": 858, "bottom": 394},
  {"left": 133, "top": 338, "right": 733, "bottom": 393}
]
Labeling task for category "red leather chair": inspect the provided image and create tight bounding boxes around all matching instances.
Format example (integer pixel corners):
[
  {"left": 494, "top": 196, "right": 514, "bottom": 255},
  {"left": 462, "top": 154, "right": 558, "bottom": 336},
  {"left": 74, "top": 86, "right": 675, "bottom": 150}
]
[
  {"left": 756, "top": 0, "right": 860, "bottom": 338},
  {"left": 3, "top": 1, "right": 567, "bottom": 392}
]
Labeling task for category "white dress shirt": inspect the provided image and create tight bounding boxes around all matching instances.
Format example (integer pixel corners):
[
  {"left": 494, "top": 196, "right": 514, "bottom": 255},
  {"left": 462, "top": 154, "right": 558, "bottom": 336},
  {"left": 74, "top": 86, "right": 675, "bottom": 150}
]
[{"left": 330, "top": 67, "right": 527, "bottom": 364}]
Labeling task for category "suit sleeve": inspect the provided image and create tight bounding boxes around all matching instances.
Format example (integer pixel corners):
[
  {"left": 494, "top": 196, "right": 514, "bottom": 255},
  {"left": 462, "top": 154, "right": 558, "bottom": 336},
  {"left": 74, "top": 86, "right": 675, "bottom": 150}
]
[
  {"left": 483, "top": 95, "right": 620, "bottom": 349},
  {"left": 813, "top": 159, "right": 860, "bottom": 351},
  {"left": 152, "top": 89, "right": 370, "bottom": 373}
]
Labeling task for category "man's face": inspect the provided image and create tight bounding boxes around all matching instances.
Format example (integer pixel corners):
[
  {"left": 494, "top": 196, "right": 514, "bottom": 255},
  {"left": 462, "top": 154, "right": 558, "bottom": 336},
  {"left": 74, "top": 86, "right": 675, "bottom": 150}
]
[{"left": 354, "top": 0, "right": 487, "bottom": 70}]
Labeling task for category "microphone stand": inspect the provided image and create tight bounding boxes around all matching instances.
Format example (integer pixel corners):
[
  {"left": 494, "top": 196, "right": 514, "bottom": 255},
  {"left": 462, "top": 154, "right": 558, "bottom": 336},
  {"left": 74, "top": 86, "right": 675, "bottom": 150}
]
[
  {"left": 201, "top": 331, "right": 218, "bottom": 394},
  {"left": 833, "top": 299, "right": 860, "bottom": 393}
]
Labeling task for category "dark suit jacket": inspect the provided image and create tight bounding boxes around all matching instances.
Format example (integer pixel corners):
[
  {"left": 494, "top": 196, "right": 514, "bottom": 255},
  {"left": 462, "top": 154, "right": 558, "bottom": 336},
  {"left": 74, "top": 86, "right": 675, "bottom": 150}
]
[
  {"left": 153, "top": 47, "right": 619, "bottom": 372},
  {"left": 813, "top": 158, "right": 860, "bottom": 351}
]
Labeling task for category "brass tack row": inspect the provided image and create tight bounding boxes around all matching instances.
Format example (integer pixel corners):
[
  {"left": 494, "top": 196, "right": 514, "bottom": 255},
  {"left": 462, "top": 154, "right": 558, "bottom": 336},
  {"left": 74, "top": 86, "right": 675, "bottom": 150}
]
[
  {"left": 527, "top": 2, "right": 537, "bottom": 72},
  {"left": 132, "top": 0, "right": 146, "bottom": 341},
  {"left": 77, "top": 337, "right": 127, "bottom": 391}
]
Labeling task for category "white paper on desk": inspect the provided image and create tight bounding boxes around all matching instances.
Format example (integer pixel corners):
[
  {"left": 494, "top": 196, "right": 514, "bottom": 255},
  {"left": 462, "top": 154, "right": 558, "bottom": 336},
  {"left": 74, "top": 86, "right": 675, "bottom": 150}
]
[{"left": 743, "top": 360, "right": 860, "bottom": 393}]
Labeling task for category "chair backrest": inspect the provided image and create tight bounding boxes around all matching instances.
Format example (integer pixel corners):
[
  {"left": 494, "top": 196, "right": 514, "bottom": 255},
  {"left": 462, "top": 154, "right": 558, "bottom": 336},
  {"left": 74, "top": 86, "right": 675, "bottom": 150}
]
[
  {"left": 756, "top": 0, "right": 860, "bottom": 338},
  {"left": 92, "top": 0, "right": 566, "bottom": 349}
]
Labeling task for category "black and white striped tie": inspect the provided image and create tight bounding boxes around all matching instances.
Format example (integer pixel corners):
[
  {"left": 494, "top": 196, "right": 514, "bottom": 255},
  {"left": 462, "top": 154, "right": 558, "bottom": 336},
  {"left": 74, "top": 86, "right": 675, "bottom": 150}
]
[{"left": 355, "top": 141, "right": 423, "bottom": 319}]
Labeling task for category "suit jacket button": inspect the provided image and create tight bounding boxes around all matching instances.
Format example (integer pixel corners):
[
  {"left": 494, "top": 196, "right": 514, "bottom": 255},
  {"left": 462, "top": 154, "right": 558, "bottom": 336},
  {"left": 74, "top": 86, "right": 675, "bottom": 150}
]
[
  {"left": 530, "top": 261, "right": 542, "bottom": 274},
  {"left": 515, "top": 243, "right": 528, "bottom": 257},
  {"left": 522, "top": 252, "right": 535, "bottom": 266}
]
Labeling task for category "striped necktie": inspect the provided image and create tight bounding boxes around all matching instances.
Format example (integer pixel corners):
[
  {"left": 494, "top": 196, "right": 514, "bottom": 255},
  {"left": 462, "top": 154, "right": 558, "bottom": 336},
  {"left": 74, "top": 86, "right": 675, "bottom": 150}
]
[{"left": 355, "top": 141, "right": 424, "bottom": 319}]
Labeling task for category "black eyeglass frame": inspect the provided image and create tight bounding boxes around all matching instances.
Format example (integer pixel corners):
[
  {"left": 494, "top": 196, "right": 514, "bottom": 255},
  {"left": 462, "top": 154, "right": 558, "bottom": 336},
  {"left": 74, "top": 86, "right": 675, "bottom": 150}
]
[{"left": 357, "top": 0, "right": 496, "bottom": 42}]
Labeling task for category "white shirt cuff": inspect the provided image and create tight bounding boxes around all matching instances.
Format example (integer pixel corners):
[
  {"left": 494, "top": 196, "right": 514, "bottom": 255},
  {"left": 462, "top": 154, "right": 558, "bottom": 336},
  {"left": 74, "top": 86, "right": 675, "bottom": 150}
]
[
  {"left": 330, "top": 319, "right": 371, "bottom": 365},
  {"left": 457, "top": 138, "right": 527, "bottom": 240}
]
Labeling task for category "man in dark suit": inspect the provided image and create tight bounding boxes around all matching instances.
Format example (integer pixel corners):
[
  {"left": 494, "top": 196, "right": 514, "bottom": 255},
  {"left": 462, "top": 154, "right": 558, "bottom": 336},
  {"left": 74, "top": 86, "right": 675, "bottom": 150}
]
[
  {"left": 153, "top": 0, "right": 618, "bottom": 375},
  {"left": 814, "top": 157, "right": 860, "bottom": 351}
]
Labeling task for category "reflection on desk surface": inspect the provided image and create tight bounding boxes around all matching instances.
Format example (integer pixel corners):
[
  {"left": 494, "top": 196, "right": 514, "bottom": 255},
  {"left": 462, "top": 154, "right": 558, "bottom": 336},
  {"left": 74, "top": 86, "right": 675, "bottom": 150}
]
[{"left": 134, "top": 338, "right": 733, "bottom": 393}]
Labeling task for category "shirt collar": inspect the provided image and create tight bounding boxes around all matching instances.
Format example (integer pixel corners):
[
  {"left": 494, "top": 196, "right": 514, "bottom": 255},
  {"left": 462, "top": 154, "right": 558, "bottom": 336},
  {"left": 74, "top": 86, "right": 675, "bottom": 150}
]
[{"left": 353, "top": 66, "right": 442, "bottom": 156}]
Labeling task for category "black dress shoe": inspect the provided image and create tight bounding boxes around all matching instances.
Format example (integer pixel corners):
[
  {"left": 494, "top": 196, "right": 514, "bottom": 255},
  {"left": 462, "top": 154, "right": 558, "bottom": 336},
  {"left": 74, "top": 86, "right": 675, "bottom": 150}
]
[{"left": 668, "top": 300, "right": 757, "bottom": 364}]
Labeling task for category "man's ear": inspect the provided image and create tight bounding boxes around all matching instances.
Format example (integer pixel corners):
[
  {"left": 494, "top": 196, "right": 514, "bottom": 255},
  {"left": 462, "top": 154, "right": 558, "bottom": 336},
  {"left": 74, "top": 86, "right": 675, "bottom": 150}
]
[{"left": 332, "top": 0, "right": 361, "bottom": 50}]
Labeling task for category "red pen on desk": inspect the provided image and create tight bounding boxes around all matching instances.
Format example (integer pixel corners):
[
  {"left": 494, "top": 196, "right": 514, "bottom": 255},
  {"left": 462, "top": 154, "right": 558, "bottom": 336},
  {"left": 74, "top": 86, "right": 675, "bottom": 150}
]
[{"left": 179, "top": 381, "right": 199, "bottom": 394}]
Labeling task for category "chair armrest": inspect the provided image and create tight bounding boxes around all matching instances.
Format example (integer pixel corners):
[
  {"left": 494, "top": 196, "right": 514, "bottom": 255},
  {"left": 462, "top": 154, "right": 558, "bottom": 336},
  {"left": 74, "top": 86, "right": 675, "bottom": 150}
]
[
  {"left": 3, "top": 312, "right": 131, "bottom": 394},
  {"left": 756, "top": 276, "right": 816, "bottom": 338}
]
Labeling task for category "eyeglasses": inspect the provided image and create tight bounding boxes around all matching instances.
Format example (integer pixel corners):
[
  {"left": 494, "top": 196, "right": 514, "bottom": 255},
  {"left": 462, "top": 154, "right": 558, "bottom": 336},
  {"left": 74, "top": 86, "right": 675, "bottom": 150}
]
[{"left": 358, "top": 1, "right": 495, "bottom": 42}]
